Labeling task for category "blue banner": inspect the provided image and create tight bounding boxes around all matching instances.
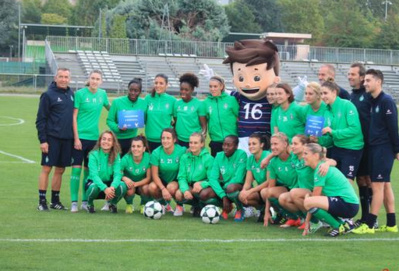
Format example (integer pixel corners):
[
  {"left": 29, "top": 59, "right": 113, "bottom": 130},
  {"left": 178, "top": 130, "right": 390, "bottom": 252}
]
[
  {"left": 305, "top": 115, "right": 325, "bottom": 137},
  {"left": 118, "top": 110, "right": 144, "bottom": 129}
]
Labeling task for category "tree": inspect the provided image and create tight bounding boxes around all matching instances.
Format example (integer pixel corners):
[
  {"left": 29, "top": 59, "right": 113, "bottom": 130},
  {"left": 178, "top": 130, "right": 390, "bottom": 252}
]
[
  {"left": 374, "top": 12, "right": 399, "bottom": 49},
  {"left": 41, "top": 13, "right": 68, "bottom": 25},
  {"left": 323, "top": 0, "right": 377, "bottom": 48},
  {"left": 22, "top": 0, "right": 42, "bottom": 24},
  {"left": 71, "top": 0, "right": 120, "bottom": 26},
  {"left": 109, "top": 14, "right": 127, "bottom": 38},
  {"left": 42, "top": 0, "right": 72, "bottom": 24},
  {"left": 0, "top": 0, "right": 18, "bottom": 48},
  {"left": 224, "top": 0, "right": 262, "bottom": 33},
  {"left": 277, "top": 0, "right": 324, "bottom": 44},
  {"left": 246, "top": 0, "right": 283, "bottom": 32}
]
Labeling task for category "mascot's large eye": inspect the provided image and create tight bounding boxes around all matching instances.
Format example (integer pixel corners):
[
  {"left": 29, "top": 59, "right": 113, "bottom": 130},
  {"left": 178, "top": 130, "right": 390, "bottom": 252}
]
[
  {"left": 239, "top": 76, "right": 244, "bottom": 82},
  {"left": 254, "top": 76, "right": 261, "bottom": 82}
]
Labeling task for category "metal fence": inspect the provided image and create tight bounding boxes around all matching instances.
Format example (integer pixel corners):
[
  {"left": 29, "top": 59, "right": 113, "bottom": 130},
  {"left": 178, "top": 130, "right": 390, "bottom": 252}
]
[{"left": 46, "top": 36, "right": 399, "bottom": 65}]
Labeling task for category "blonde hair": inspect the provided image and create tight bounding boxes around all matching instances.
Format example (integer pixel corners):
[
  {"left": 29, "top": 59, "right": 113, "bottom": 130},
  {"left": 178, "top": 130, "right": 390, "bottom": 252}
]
[{"left": 306, "top": 82, "right": 321, "bottom": 98}]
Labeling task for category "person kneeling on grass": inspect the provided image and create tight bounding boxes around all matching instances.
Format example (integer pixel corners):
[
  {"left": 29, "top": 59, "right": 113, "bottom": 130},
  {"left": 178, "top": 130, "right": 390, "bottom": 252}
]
[
  {"left": 86, "top": 130, "right": 125, "bottom": 213},
  {"left": 302, "top": 143, "right": 359, "bottom": 237},
  {"left": 120, "top": 135, "right": 152, "bottom": 214},
  {"left": 175, "top": 132, "right": 214, "bottom": 217},
  {"left": 199, "top": 135, "right": 247, "bottom": 221}
]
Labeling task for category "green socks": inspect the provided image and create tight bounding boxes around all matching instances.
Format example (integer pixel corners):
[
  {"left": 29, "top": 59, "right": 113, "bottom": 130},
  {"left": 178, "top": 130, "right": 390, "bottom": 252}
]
[
  {"left": 310, "top": 208, "right": 341, "bottom": 228},
  {"left": 70, "top": 167, "right": 82, "bottom": 202},
  {"left": 82, "top": 168, "right": 89, "bottom": 202}
]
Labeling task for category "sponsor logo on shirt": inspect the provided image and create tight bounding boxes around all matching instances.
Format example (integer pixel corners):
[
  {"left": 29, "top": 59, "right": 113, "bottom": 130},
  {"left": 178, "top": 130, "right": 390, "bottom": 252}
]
[
  {"left": 386, "top": 109, "right": 392, "bottom": 115},
  {"left": 224, "top": 103, "right": 228, "bottom": 109},
  {"left": 165, "top": 103, "right": 170, "bottom": 109},
  {"left": 209, "top": 106, "right": 213, "bottom": 114},
  {"left": 57, "top": 97, "right": 62, "bottom": 102},
  {"left": 220, "top": 166, "right": 226, "bottom": 175},
  {"left": 377, "top": 174, "right": 383, "bottom": 180},
  {"left": 184, "top": 106, "right": 188, "bottom": 111},
  {"left": 349, "top": 110, "right": 354, "bottom": 115}
]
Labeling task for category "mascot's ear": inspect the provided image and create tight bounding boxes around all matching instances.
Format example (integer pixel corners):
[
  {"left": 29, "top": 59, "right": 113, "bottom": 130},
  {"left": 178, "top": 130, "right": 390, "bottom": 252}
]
[{"left": 274, "top": 76, "right": 281, "bottom": 84}]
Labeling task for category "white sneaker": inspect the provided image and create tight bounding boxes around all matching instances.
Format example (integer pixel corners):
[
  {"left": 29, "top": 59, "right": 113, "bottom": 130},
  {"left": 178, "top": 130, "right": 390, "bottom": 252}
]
[
  {"left": 80, "top": 201, "right": 88, "bottom": 211},
  {"left": 173, "top": 205, "right": 184, "bottom": 217},
  {"left": 71, "top": 202, "right": 78, "bottom": 213},
  {"left": 101, "top": 202, "right": 110, "bottom": 211}
]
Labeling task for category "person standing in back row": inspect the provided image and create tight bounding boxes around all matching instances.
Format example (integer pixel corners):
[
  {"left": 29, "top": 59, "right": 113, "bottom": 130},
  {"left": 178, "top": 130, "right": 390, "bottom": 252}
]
[
  {"left": 318, "top": 64, "right": 350, "bottom": 100},
  {"left": 36, "top": 68, "right": 74, "bottom": 211}
]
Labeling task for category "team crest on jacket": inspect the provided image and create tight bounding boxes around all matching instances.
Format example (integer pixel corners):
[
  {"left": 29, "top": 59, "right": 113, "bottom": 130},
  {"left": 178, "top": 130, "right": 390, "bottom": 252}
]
[
  {"left": 149, "top": 103, "right": 154, "bottom": 111},
  {"left": 70, "top": 95, "right": 74, "bottom": 101},
  {"left": 359, "top": 95, "right": 364, "bottom": 102},
  {"left": 375, "top": 106, "right": 379, "bottom": 113},
  {"left": 165, "top": 103, "right": 170, "bottom": 109}
]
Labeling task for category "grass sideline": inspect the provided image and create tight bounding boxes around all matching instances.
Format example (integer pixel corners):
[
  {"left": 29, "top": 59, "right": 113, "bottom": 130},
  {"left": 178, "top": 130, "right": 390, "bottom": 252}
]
[{"left": 0, "top": 95, "right": 398, "bottom": 271}]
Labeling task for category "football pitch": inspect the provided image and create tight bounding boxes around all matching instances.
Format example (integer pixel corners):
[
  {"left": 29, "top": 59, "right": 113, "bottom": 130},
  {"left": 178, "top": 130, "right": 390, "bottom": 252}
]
[{"left": 0, "top": 95, "right": 398, "bottom": 271}]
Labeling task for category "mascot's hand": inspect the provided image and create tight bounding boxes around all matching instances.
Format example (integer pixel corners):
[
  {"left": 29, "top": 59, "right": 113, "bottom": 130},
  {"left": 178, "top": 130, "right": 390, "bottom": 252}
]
[
  {"left": 293, "top": 75, "right": 308, "bottom": 102},
  {"left": 199, "top": 64, "right": 215, "bottom": 80}
]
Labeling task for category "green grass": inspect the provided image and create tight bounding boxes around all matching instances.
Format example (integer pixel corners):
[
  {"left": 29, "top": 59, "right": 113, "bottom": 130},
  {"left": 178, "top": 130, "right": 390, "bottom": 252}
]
[{"left": 0, "top": 95, "right": 398, "bottom": 271}]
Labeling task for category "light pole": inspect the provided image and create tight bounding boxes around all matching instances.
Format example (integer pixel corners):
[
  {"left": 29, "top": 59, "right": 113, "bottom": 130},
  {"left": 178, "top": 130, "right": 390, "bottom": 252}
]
[
  {"left": 9, "top": 45, "right": 14, "bottom": 60},
  {"left": 382, "top": 1, "right": 392, "bottom": 21}
]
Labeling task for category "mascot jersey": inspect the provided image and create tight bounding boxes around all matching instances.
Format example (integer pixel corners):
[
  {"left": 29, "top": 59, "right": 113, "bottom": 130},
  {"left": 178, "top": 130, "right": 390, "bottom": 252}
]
[{"left": 231, "top": 91, "right": 272, "bottom": 137}]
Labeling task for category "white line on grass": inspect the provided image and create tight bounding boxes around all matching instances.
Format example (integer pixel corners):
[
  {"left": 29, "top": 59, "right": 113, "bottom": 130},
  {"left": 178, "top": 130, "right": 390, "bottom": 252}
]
[
  {"left": 0, "top": 238, "right": 398, "bottom": 243},
  {"left": 0, "top": 116, "right": 25, "bottom": 126},
  {"left": 0, "top": 150, "right": 35, "bottom": 164}
]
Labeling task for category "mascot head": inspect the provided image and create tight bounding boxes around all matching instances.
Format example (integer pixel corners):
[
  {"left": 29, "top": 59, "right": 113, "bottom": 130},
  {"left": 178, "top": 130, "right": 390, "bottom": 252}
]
[{"left": 223, "top": 39, "right": 280, "bottom": 100}]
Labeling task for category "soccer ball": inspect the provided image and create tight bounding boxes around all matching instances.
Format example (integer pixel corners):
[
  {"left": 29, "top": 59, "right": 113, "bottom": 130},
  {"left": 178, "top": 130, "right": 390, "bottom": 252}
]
[
  {"left": 200, "top": 205, "right": 220, "bottom": 224},
  {"left": 143, "top": 201, "right": 163, "bottom": 219}
]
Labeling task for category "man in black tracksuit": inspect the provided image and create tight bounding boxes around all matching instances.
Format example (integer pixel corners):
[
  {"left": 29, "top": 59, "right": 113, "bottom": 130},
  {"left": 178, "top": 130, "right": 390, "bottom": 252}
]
[{"left": 35, "top": 68, "right": 74, "bottom": 211}]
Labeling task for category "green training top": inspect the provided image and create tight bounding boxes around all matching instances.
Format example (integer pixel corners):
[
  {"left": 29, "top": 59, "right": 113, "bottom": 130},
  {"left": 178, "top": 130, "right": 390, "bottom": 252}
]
[
  {"left": 275, "top": 102, "right": 306, "bottom": 142},
  {"left": 327, "top": 97, "right": 364, "bottom": 150},
  {"left": 270, "top": 105, "right": 279, "bottom": 134},
  {"left": 203, "top": 92, "right": 239, "bottom": 142},
  {"left": 88, "top": 149, "right": 122, "bottom": 191},
  {"left": 246, "top": 150, "right": 271, "bottom": 185},
  {"left": 206, "top": 149, "right": 247, "bottom": 199},
  {"left": 177, "top": 148, "right": 214, "bottom": 194},
  {"left": 150, "top": 144, "right": 187, "bottom": 183},
  {"left": 145, "top": 93, "right": 176, "bottom": 142},
  {"left": 106, "top": 96, "right": 147, "bottom": 139},
  {"left": 301, "top": 102, "right": 333, "bottom": 148},
  {"left": 291, "top": 153, "right": 314, "bottom": 191},
  {"left": 268, "top": 154, "right": 298, "bottom": 189},
  {"left": 75, "top": 87, "right": 109, "bottom": 140},
  {"left": 120, "top": 152, "right": 151, "bottom": 182},
  {"left": 314, "top": 161, "right": 359, "bottom": 204},
  {"left": 174, "top": 98, "right": 206, "bottom": 142}
]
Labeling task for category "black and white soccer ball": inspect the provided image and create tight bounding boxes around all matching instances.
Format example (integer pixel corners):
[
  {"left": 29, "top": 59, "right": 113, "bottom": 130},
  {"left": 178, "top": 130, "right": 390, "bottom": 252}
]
[
  {"left": 200, "top": 205, "right": 220, "bottom": 224},
  {"left": 144, "top": 201, "right": 163, "bottom": 219}
]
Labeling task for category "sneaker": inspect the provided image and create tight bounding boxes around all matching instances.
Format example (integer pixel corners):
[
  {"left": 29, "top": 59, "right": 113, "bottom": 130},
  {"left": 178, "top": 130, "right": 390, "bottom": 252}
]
[
  {"left": 280, "top": 218, "right": 301, "bottom": 228},
  {"left": 37, "top": 200, "right": 49, "bottom": 211},
  {"left": 165, "top": 204, "right": 174, "bottom": 213},
  {"left": 192, "top": 207, "right": 201, "bottom": 217},
  {"left": 221, "top": 210, "right": 229, "bottom": 220},
  {"left": 375, "top": 225, "right": 398, "bottom": 233},
  {"left": 140, "top": 205, "right": 144, "bottom": 214},
  {"left": 174, "top": 205, "right": 184, "bottom": 217},
  {"left": 101, "top": 202, "right": 110, "bottom": 211},
  {"left": 50, "top": 202, "right": 68, "bottom": 210},
  {"left": 125, "top": 204, "right": 134, "bottom": 214},
  {"left": 271, "top": 213, "right": 287, "bottom": 225},
  {"left": 343, "top": 221, "right": 355, "bottom": 233},
  {"left": 257, "top": 210, "right": 265, "bottom": 223},
  {"left": 326, "top": 224, "right": 345, "bottom": 237},
  {"left": 352, "top": 223, "right": 375, "bottom": 234},
  {"left": 81, "top": 201, "right": 88, "bottom": 211},
  {"left": 234, "top": 209, "right": 245, "bottom": 222},
  {"left": 88, "top": 205, "right": 95, "bottom": 213},
  {"left": 70, "top": 202, "right": 78, "bottom": 213},
  {"left": 353, "top": 219, "right": 363, "bottom": 228},
  {"left": 298, "top": 223, "right": 306, "bottom": 230},
  {"left": 309, "top": 221, "right": 323, "bottom": 234},
  {"left": 109, "top": 204, "right": 118, "bottom": 213}
]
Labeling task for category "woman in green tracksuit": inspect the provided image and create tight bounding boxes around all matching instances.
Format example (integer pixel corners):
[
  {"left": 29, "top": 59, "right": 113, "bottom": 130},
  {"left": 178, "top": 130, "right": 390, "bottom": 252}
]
[
  {"left": 145, "top": 74, "right": 176, "bottom": 152},
  {"left": 148, "top": 128, "right": 187, "bottom": 215},
  {"left": 174, "top": 73, "right": 207, "bottom": 148},
  {"left": 175, "top": 132, "right": 214, "bottom": 217},
  {"left": 120, "top": 135, "right": 152, "bottom": 214},
  {"left": 199, "top": 135, "right": 247, "bottom": 221},
  {"left": 86, "top": 130, "right": 125, "bottom": 213},
  {"left": 321, "top": 80, "right": 364, "bottom": 181},
  {"left": 303, "top": 143, "right": 359, "bottom": 237},
  {"left": 107, "top": 78, "right": 147, "bottom": 156},
  {"left": 203, "top": 76, "right": 239, "bottom": 156}
]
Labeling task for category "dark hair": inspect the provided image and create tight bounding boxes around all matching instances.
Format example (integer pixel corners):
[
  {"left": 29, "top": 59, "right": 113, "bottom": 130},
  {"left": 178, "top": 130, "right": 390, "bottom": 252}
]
[
  {"left": 85, "top": 69, "right": 103, "bottom": 87},
  {"left": 224, "top": 135, "right": 239, "bottom": 147},
  {"left": 321, "top": 80, "right": 340, "bottom": 95},
  {"left": 365, "top": 69, "right": 384, "bottom": 84},
  {"left": 179, "top": 73, "right": 199, "bottom": 90},
  {"left": 161, "top": 128, "right": 177, "bottom": 141},
  {"left": 151, "top": 73, "right": 169, "bottom": 97},
  {"left": 350, "top": 62, "right": 366, "bottom": 77},
  {"left": 128, "top": 77, "right": 143, "bottom": 91},
  {"left": 92, "top": 130, "right": 121, "bottom": 164},
  {"left": 130, "top": 134, "right": 150, "bottom": 154},
  {"left": 223, "top": 39, "right": 280, "bottom": 76},
  {"left": 276, "top": 83, "right": 294, "bottom": 103},
  {"left": 249, "top": 132, "right": 270, "bottom": 150}
]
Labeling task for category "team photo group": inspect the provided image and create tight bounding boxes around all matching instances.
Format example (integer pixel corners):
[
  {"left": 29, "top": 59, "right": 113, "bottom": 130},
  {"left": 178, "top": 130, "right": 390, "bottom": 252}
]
[{"left": 35, "top": 39, "right": 399, "bottom": 237}]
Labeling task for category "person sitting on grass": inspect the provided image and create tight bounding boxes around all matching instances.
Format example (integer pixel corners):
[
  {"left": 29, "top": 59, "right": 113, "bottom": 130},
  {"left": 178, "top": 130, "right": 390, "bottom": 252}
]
[
  {"left": 200, "top": 135, "right": 247, "bottom": 221},
  {"left": 120, "top": 135, "right": 152, "bottom": 214},
  {"left": 86, "top": 130, "right": 125, "bottom": 213},
  {"left": 175, "top": 132, "right": 214, "bottom": 217},
  {"left": 302, "top": 143, "right": 359, "bottom": 237}
]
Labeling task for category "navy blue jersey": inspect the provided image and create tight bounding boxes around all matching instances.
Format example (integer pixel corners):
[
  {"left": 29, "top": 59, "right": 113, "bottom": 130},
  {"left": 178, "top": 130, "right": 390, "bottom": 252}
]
[
  {"left": 350, "top": 86, "right": 371, "bottom": 143},
  {"left": 231, "top": 91, "right": 272, "bottom": 137},
  {"left": 369, "top": 91, "right": 399, "bottom": 153},
  {"left": 36, "top": 81, "right": 74, "bottom": 143},
  {"left": 339, "top": 86, "right": 351, "bottom": 100}
]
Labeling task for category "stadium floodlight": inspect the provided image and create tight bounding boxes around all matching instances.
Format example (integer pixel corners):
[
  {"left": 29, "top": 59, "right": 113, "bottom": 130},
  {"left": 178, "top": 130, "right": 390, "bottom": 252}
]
[{"left": 382, "top": 1, "right": 392, "bottom": 21}]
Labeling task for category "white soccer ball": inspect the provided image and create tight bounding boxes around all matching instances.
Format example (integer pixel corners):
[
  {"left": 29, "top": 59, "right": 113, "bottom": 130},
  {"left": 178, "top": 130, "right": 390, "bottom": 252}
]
[
  {"left": 144, "top": 201, "right": 163, "bottom": 219},
  {"left": 200, "top": 205, "right": 220, "bottom": 224}
]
